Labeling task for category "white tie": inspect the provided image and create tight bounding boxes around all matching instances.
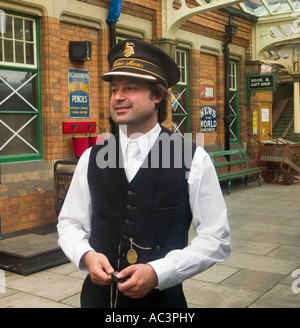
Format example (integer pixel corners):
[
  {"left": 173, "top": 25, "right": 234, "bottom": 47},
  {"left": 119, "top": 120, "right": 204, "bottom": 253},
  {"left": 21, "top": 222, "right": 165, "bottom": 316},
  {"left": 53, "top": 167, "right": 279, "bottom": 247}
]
[{"left": 125, "top": 141, "right": 141, "bottom": 182}]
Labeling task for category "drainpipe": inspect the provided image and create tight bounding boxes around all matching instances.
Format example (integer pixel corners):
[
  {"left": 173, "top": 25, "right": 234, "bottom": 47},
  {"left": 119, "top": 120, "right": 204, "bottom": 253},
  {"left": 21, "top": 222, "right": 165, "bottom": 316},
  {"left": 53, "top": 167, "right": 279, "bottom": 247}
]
[
  {"left": 0, "top": 164, "right": 2, "bottom": 238},
  {"left": 107, "top": 0, "right": 122, "bottom": 48},
  {"left": 0, "top": 152, "right": 2, "bottom": 239},
  {"left": 223, "top": 14, "right": 237, "bottom": 151},
  {"left": 107, "top": 0, "right": 122, "bottom": 133}
]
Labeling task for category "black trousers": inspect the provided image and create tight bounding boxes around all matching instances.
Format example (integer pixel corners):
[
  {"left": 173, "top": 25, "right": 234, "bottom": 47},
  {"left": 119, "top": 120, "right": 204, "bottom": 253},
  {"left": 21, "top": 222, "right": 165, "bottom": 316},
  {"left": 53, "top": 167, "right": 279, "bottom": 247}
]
[{"left": 80, "top": 275, "right": 187, "bottom": 308}]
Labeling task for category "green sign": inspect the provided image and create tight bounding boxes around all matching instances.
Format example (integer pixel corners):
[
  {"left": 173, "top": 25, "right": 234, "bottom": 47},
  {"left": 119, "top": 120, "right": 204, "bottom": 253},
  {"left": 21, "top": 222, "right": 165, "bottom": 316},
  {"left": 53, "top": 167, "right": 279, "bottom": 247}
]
[
  {"left": 244, "top": 73, "right": 276, "bottom": 104},
  {"left": 249, "top": 74, "right": 274, "bottom": 89}
]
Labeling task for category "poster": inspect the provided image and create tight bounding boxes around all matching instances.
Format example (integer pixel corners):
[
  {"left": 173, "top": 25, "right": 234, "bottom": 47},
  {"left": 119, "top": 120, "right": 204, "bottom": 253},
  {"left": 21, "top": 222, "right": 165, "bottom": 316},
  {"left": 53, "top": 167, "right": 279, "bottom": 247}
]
[
  {"left": 68, "top": 68, "right": 90, "bottom": 118},
  {"left": 200, "top": 105, "right": 217, "bottom": 132},
  {"left": 253, "top": 111, "right": 257, "bottom": 135},
  {"left": 261, "top": 108, "right": 269, "bottom": 122},
  {"left": 200, "top": 77, "right": 215, "bottom": 100}
]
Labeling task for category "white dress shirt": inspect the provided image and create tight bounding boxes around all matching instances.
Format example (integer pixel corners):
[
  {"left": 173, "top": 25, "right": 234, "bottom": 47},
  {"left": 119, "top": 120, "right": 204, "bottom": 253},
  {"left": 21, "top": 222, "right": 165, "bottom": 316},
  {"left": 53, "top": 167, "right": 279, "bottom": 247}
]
[{"left": 57, "top": 123, "right": 231, "bottom": 290}]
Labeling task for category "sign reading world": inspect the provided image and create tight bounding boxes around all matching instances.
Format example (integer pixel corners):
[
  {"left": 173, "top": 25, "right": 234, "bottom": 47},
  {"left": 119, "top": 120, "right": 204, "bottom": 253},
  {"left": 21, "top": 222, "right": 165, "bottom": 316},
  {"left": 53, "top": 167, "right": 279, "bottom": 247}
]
[
  {"left": 68, "top": 68, "right": 90, "bottom": 118},
  {"left": 200, "top": 105, "right": 217, "bottom": 132}
]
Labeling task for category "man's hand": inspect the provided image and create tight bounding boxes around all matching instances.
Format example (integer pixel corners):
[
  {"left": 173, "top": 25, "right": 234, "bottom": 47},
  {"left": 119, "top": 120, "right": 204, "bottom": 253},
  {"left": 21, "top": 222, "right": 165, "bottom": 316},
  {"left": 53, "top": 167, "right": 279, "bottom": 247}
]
[
  {"left": 116, "top": 264, "right": 158, "bottom": 299},
  {"left": 81, "top": 251, "right": 115, "bottom": 285}
]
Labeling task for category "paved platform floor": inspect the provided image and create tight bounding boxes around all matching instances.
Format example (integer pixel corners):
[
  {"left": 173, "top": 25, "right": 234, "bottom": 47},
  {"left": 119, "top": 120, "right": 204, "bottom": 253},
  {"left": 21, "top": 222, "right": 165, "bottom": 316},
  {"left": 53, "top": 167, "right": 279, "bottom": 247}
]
[{"left": 0, "top": 180, "right": 299, "bottom": 308}]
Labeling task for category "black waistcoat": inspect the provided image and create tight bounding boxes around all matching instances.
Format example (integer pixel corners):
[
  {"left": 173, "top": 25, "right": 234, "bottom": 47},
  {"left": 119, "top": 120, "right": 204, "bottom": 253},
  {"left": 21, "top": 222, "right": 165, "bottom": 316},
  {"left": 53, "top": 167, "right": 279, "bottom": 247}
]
[{"left": 83, "top": 126, "right": 196, "bottom": 308}]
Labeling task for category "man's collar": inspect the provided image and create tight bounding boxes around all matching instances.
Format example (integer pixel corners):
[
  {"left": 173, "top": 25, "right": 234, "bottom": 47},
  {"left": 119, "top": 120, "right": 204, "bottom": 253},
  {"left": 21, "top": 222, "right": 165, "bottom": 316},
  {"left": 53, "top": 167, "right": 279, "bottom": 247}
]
[{"left": 119, "top": 123, "right": 161, "bottom": 161}]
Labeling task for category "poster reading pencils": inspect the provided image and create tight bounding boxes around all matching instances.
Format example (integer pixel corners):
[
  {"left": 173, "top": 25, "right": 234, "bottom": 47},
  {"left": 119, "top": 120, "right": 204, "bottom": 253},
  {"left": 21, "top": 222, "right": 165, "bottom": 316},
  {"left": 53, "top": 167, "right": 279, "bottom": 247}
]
[{"left": 68, "top": 68, "right": 90, "bottom": 118}]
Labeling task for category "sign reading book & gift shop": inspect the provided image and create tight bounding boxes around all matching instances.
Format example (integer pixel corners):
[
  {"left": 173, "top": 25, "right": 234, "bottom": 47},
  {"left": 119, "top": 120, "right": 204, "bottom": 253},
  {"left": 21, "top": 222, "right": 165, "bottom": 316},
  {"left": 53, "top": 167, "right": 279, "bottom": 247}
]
[{"left": 244, "top": 73, "right": 276, "bottom": 104}]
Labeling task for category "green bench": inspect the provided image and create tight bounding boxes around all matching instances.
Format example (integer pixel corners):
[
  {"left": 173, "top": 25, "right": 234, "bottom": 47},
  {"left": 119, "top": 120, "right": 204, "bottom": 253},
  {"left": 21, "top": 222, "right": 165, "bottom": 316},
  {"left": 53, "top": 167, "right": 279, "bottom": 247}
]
[{"left": 210, "top": 149, "right": 262, "bottom": 195}]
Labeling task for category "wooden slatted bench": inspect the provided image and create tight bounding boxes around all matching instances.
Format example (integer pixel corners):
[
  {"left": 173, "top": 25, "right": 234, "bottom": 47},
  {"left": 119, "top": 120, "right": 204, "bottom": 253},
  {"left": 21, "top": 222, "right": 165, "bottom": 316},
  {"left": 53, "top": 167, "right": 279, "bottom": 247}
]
[{"left": 210, "top": 149, "right": 262, "bottom": 195}]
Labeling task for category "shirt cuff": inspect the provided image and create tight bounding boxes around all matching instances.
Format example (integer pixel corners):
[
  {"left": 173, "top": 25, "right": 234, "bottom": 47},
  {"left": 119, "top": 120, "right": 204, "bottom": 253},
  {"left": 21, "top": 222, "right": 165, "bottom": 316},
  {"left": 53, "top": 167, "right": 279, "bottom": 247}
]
[
  {"left": 73, "top": 243, "right": 95, "bottom": 274},
  {"left": 148, "top": 257, "right": 179, "bottom": 290}
]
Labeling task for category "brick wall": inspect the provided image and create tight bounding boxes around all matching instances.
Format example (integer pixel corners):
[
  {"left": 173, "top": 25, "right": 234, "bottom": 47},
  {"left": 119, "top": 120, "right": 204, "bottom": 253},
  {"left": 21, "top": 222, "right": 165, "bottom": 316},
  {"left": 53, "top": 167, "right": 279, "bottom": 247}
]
[
  {"left": 0, "top": 181, "right": 56, "bottom": 234},
  {"left": 40, "top": 16, "right": 111, "bottom": 161},
  {"left": 0, "top": 1, "right": 256, "bottom": 235},
  {"left": 182, "top": 9, "right": 254, "bottom": 148},
  {"left": 1, "top": 15, "right": 111, "bottom": 234}
]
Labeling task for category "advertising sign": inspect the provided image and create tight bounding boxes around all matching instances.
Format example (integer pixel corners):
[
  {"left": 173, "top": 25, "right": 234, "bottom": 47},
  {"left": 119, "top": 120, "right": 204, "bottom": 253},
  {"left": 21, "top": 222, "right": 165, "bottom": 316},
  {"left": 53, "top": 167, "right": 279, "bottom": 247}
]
[
  {"left": 200, "top": 105, "right": 217, "bottom": 132},
  {"left": 244, "top": 73, "right": 276, "bottom": 104},
  {"left": 253, "top": 111, "right": 257, "bottom": 135},
  {"left": 200, "top": 77, "right": 215, "bottom": 100},
  {"left": 249, "top": 74, "right": 274, "bottom": 90},
  {"left": 68, "top": 68, "right": 90, "bottom": 118},
  {"left": 261, "top": 108, "right": 269, "bottom": 122}
]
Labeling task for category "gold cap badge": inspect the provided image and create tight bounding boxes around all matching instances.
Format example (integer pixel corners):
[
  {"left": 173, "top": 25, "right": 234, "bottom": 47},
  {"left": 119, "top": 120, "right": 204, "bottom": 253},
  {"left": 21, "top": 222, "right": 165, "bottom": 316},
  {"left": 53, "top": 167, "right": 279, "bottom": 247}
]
[{"left": 123, "top": 42, "right": 135, "bottom": 58}]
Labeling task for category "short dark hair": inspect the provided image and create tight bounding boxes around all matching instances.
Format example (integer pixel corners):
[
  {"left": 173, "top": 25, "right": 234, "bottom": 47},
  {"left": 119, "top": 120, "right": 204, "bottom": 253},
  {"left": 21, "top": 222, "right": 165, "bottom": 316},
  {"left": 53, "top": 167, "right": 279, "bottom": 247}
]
[{"left": 149, "top": 83, "right": 169, "bottom": 123}]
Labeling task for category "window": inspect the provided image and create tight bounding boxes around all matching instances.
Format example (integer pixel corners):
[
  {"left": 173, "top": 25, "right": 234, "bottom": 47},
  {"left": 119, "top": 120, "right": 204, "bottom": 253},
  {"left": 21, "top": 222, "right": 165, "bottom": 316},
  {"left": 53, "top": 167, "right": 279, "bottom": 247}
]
[
  {"left": 229, "top": 61, "right": 239, "bottom": 142},
  {"left": 172, "top": 49, "right": 190, "bottom": 136},
  {"left": 0, "top": 12, "right": 36, "bottom": 68},
  {"left": 176, "top": 49, "right": 187, "bottom": 84},
  {"left": 229, "top": 61, "right": 236, "bottom": 91},
  {"left": 0, "top": 11, "right": 41, "bottom": 163}
]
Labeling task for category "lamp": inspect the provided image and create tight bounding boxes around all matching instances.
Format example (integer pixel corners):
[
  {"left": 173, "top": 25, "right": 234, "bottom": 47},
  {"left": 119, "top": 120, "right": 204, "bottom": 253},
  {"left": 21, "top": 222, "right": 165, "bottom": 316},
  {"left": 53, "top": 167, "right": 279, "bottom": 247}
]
[{"left": 225, "top": 24, "right": 237, "bottom": 37}]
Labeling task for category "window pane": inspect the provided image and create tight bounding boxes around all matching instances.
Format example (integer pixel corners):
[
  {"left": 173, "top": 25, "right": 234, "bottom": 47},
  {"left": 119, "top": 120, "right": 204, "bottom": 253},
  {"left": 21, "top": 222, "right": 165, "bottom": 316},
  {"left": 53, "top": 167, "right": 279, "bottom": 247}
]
[
  {"left": 0, "top": 113, "right": 38, "bottom": 155},
  {"left": 0, "top": 40, "right": 2, "bottom": 61},
  {"left": 25, "top": 43, "right": 34, "bottom": 64},
  {"left": 0, "top": 12, "right": 3, "bottom": 34},
  {"left": 14, "top": 17, "right": 23, "bottom": 40},
  {"left": 4, "top": 15, "right": 12, "bottom": 39},
  {"left": 0, "top": 70, "right": 37, "bottom": 112},
  {"left": 25, "top": 20, "right": 33, "bottom": 42},
  {"left": 172, "top": 86, "right": 187, "bottom": 116},
  {"left": 181, "top": 67, "right": 185, "bottom": 83},
  {"left": 15, "top": 41, "right": 24, "bottom": 63},
  {"left": 181, "top": 53, "right": 185, "bottom": 66},
  {"left": 4, "top": 39, "right": 13, "bottom": 62},
  {"left": 176, "top": 51, "right": 180, "bottom": 64}
]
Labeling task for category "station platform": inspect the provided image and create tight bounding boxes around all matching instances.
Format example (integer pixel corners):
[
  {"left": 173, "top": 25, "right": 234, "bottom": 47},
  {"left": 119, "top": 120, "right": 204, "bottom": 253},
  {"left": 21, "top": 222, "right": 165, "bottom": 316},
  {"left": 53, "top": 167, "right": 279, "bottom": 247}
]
[{"left": 0, "top": 180, "right": 299, "bottom": 308}]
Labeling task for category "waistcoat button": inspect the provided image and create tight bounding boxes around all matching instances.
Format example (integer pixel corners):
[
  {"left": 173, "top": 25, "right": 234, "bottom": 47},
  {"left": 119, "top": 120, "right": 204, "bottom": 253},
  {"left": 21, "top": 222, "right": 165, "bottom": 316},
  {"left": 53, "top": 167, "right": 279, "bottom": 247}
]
[{"left": 126, "top": 204, "right": 136, "bottom": 210}]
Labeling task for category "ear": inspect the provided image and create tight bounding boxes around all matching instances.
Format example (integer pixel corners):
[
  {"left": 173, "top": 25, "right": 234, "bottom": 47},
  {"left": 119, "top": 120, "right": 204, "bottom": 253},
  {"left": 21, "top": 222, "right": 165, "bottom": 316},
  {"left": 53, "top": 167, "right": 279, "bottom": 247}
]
[
  {"left": 153, "top": 88, "right": 165, "bottom": 104},
  {"left": 154, "top": 94, "right": 163, "bottom": 104}
]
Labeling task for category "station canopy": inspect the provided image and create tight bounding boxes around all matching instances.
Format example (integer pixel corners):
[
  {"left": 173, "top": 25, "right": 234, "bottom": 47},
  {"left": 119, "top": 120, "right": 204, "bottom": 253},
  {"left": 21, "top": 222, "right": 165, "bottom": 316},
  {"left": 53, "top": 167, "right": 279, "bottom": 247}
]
[{"left": 240, "top": 0, "right": 300, "bottom": 17}]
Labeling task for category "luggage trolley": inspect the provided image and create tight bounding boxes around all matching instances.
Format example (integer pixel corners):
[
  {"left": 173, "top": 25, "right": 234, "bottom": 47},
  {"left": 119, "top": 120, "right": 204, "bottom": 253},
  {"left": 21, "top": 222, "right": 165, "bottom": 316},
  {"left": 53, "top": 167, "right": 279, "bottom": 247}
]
[
  {"left": 54, "top": 160, "right": 78, "bottom": 216},
  {"left": 250, "top": 134, "right": 300, "bottom": 185}
]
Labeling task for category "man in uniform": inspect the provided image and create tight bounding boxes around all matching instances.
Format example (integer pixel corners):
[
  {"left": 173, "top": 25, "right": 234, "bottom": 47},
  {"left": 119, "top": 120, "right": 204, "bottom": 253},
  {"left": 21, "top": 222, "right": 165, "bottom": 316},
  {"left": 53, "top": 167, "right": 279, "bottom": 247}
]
[{"left": 57, "top": 39, "right": 231, "bottom": 308}]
